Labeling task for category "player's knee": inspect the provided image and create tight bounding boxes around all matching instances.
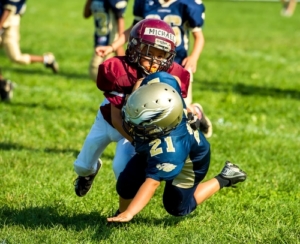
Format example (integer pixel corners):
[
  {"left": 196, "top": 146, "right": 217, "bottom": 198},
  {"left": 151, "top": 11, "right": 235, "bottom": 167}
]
[
  {"left": 8, "top": 54, "right": 22, "bottom": 64},
  {"left": 163, "top": 202, "right": 195, "bottom": 217},
  {"left": 8, "top": 54, "right": 29, "bottom": 65},
  {"left": 116, "top": 173, "right": 139, "bottom": 199}
]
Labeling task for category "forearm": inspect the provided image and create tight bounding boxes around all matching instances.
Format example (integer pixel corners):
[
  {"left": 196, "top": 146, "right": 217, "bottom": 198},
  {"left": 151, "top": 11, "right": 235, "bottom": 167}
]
[
  {"left": 111, "top": 104, "right": 133, "bottom": 142},
  {"left": 190, "top": 31, "right": 205, "bottom": 59},
  {"left": 117, "top": 17, "right": 125, "bottom": 36},
  {"left": 126, "top": 178, "right": 160, "bottom": 216},
  {"left": 0, "top": 9, "right": 11, "bottom": 29},
  {"left": 111, "top": 26, "right": 132, "bottom": 51},
  {"left": 83, "top": 0, "right": 92, "bottom": 18}
]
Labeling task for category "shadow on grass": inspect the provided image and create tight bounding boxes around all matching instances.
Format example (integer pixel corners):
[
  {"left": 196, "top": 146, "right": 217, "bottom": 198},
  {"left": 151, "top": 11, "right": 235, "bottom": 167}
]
[
  {"left": 197, "top": 80, "right": 300, "bottom": 100},
  {"left": 0, "top": 142, "right": 79, "bottom": 156},
  {"left": 0, "top": 206, "right": 112, "bottom": 241},
  {"left": 0, "top": 206, "right": 183, "bottom": 241}
]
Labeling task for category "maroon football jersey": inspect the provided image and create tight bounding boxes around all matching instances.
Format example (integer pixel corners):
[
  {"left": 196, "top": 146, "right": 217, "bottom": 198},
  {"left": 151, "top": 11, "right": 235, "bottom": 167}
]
[{"left": 96, "top": 56, "right": 190, "bottom": 126}]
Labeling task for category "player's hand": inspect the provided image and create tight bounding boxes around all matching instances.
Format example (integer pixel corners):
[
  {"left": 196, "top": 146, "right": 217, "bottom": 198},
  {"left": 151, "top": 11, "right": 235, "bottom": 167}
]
[
  {"left": 181, "top": 56, "right": 198, "bottom": 73},
  {"left": 107, "top": 211, "right": 134, "bottom": 222},
  {"left": 187, "top": 112, "right": 200, "bottom": 130},
  {"left": 95, "top": 45, "right": 114, "bottom": 57}
]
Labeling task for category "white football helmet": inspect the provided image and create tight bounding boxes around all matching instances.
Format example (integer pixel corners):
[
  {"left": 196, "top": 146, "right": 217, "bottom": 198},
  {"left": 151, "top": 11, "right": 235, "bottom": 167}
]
[{"left": 122, "top": 82, "right": 183, "bottom": 140}]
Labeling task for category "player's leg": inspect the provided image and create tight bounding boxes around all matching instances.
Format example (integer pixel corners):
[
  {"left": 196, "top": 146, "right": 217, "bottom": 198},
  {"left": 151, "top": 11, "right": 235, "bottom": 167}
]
[
  {"left": 2, "top": 24, "right": 31, "bottom": 65},
  {"left": 112, "top": 138, "right": 136, "bottom": 179},
  {"left": 163, "top": 149, "right": 210, "bottom": 216},
  {"left": 116, "top": 154, "right": 148, "bottom": 212},
  {"left": 281, "top": 0, "right": 297, "bottom": 16},
  {"left": 286, "top": 0, "right": 297, "bottom": 15},
  {"left": 0, "top": 68, "right": 14, "bottom": 101},
  {"left": 89, "top": 52, "right": 104, "bottom": 82},
  {"left": 194, "top": 161, "right": 247, "bottom": 205},
  {"left": 2, "top": 23, "right": 58, "bottom": 72},
  {"left": 73, "top": 109, "right": 121, "bottom": 196},
  {"left": 163, "top": 182, "right": 199, "bottom": 216}
]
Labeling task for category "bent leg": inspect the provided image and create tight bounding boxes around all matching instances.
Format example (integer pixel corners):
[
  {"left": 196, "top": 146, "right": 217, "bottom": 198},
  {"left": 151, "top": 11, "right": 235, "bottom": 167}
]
[
  {"left": 113, "top": 138, "right": 135, "bottom": 179},
  {"left": 116, "top": 154, "right": 147, "bottom": 199},
  {"left": 74, "top": 110, "right": 113, "bottom": 176},
  {"left": 3, "top": 25, "right": 31, "bottom": 65}
]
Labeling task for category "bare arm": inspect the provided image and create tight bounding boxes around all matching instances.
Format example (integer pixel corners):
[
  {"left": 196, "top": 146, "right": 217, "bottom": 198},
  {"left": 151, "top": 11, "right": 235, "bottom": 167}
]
[
  {"left": 111, "top": 103, "right": 133, "bottom": 142},
  {"left": 181, "top": 31, "right": 205, "bottom": 73},
  {"left": 95, "top": 25, "right": 133, "bottom": 57},
  {"left": 0, "top": 8, "right": 12, "bottom": 29},
  {"left": 107, "top": 178, "right": 160, "bottom": 222},
  {"left": 83, "top": 0, "right": 92, "bottom": 18},
  {"left": 115, "top": 17, "right": 126, "bottom": 56}
]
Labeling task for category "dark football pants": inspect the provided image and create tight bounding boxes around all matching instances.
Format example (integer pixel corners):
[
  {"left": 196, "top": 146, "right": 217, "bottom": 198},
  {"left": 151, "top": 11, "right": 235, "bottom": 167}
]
[{"left": 117, "top": 151, "right": 210, "bottom": 217}]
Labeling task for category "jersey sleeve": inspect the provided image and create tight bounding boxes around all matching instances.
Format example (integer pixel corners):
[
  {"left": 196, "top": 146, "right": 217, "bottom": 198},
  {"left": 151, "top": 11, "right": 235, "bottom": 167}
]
[
  {"left": 168, "top": 63, "right": 190, "bottom": 98},
  {"left": 97, "top": 57, "right": 138, "bottom": 108},
  {"left": 96, "top": 59, "right": 125, "bottom": 108},
  {"left": 186, "top": 0, "right": 205, "bottom": 31},
  {"left": 108, "top": 0, "right": 128, "bottom": 18},
  {"left": 3, "top": 0, "right": 26, "bottom": 14},
  {"left": 133, "top": 0, "right": 145, "bottom": 23}
]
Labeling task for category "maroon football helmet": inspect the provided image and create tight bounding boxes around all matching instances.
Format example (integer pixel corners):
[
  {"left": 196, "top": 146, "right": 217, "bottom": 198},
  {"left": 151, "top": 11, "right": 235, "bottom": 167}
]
[{"left": 126, "top": 19, "right": 176, "bottom": 74}]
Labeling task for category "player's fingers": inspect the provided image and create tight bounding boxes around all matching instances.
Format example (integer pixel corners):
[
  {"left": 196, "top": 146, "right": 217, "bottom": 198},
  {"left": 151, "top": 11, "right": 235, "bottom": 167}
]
[{"left": 107, "top": 217, "right": 129, "bottom": 222}]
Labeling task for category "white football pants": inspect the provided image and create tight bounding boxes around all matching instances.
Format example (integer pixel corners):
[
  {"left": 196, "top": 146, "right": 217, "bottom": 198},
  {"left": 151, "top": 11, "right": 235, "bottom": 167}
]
[{"left": 73, "top": 104, "right": 135, "bottom": 179}]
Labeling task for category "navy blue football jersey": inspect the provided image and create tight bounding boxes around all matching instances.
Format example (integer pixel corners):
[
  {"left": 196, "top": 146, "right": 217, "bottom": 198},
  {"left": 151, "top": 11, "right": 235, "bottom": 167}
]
[
  {"left": 133, "top": 0, "right": 205, "bottom": 64},
  {"left": 134, "top": 72, "right": 210, "bottom": 182},
  {"left": 90, "top": 0, "right": 127, "bottom": 47},
  {"left": 134, "top": 120, "right": 210, "bottom": 182},
  {"left": 0, "top": 0, "right": 26, "bottom": 16}
]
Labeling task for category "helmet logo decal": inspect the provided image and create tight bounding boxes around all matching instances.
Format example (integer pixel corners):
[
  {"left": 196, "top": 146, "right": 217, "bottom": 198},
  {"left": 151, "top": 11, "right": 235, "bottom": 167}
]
[
  {"left": 156, "top": 163, "right": 177, "bottom": 172},
  {"left": 129, "top": 106, "right": 173, "bottom": 126},
  {"left": 144, "top": 28, "right": 175, "bottom": 44},
  {"left": 155, "top": 39, "right": 171, "bottom": 51}
]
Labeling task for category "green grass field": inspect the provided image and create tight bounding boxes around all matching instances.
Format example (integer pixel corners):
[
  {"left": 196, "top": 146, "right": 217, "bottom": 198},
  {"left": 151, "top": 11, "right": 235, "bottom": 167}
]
[{"left": 1, "top": 1, "right": 300, "bottom": 243}]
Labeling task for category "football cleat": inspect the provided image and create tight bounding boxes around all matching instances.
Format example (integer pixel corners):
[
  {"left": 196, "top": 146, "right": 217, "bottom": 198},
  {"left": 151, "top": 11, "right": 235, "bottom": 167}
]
[
  {"left": 74, "top": 159, "right": 102, "bottom": 197},
  {"left": 192, "top": 103, "right": 213, "bottom": 138},
  {"left": 0, "top": 79, "right": 14, "bottom": 101},
  {"left": 44, "top": 53, "right": 59, "bottom": 73},
  {"left": 219, "top": 161, "right": 247, "bottom": 187}
]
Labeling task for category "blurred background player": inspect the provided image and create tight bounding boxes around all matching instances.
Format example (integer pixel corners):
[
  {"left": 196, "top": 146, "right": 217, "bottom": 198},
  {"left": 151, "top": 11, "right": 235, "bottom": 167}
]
[
  {"left": 280, "top": 0, "right": 297, "bottom": 16},
  {"left": 83, "top": 0, "right": 127, "bottom": 82},
  {"left": 107, "top": 76, "right": 247, "bottom": 222},
  {"left": 0, "top": 0, "right": 58, "bottom": 73},
  {"left": 95, "top": 0, "right": 212, "bottom": 138},
  {"left": 0, "top": 67, "right": 13, "bottom": 101}
]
